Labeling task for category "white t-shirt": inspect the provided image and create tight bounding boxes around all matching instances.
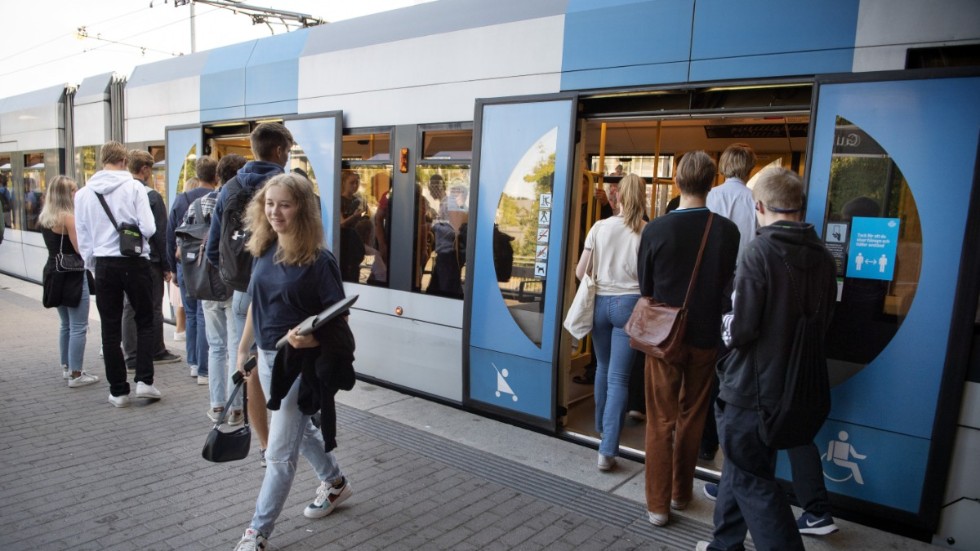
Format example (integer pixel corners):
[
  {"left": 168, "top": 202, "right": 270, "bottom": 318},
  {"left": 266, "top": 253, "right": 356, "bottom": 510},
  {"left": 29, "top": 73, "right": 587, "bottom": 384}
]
[{"left": 583, "top": 215, "right": 643, "bottom": 296}]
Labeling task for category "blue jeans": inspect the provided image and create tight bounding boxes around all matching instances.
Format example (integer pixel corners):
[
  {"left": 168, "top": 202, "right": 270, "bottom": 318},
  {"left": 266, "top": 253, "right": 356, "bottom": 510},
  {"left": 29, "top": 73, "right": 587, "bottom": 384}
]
[
  {"left": 177, "top": 265, "right": 208, "bottom": 376},
  {"left": 203, "top": 297, "right": 239, "bottom": 410},
  {"left": 232, "top": 290, "right": 251, "bottom": 355},
  {"left": 57, "top": 276, "right": 89, "bottom": 372},
  {"left": 591, "top": 293, "right": 640, "bottom": 457},
  {"left": 250, "top": 347, "right": 343, "bottom": 537}
]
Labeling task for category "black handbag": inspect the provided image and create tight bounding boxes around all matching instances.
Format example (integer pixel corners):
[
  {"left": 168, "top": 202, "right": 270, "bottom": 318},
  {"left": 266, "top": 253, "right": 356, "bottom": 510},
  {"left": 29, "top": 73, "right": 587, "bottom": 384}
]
[
  {"left": 202, "top": 370, "right": 251, "bottom": 463},
  {"left": 55, "top": 233, "right": 86, "bottom": 272}
]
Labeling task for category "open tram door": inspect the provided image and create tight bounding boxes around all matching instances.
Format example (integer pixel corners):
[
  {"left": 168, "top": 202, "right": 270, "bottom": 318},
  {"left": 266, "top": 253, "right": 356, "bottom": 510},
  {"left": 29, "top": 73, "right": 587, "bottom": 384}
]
[
  {"left": 463, "top": 94, "right": 579, "bottom": 430},
  {"left": 797, "top": 70, "right": 980, "bottom": 539}
]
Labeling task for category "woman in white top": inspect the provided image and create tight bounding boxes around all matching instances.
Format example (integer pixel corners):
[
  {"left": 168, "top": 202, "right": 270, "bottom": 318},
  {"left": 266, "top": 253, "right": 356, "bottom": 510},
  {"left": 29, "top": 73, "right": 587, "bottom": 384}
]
[{"left": 576, "top": 174, "right": 647, "bottom": 471}]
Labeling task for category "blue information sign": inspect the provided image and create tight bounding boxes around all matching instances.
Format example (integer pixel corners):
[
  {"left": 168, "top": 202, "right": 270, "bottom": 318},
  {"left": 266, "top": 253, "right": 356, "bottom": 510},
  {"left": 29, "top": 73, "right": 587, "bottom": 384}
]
[{"left": 845, "top": 217, "right": 900, "bottom": 281}]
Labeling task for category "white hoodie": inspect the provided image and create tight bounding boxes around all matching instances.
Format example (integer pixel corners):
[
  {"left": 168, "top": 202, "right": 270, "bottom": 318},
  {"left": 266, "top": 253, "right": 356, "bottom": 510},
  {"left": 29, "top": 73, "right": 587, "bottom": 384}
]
[{"left": 75, "top": 169, "right": 156, "bottom": 270}]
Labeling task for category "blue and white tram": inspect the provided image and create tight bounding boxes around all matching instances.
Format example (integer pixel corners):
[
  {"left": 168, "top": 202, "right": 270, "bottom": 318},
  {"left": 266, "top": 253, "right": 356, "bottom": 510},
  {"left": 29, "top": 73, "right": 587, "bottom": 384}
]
[{"left": 1, "top": 0, "right": 978, "bottom": 546}]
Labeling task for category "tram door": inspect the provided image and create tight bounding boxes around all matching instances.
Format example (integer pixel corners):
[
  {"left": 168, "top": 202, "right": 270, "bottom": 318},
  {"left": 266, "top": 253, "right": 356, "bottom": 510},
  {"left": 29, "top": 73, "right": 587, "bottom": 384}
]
[
  {"left": 165, "top": 126, "right": 202, "bottom": 207},
  {"left": 464, "top": 95, "right": 578, "bottom": 429},
  {"left": 798, "top": 73, "right": 980, "bottom": 531}
]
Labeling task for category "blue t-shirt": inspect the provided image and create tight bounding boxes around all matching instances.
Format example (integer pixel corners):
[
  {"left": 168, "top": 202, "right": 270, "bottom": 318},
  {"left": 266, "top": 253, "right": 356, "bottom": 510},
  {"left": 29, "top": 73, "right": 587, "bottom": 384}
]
[{"left": 249, "top": 244, "right": 345, "bottom": 350}]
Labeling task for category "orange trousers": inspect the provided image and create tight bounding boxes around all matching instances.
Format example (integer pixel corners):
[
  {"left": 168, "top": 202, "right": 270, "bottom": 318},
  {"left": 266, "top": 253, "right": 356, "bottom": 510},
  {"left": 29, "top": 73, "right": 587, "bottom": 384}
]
[{"left": 643, "top": 346, "right": 717, "bottom": 515}]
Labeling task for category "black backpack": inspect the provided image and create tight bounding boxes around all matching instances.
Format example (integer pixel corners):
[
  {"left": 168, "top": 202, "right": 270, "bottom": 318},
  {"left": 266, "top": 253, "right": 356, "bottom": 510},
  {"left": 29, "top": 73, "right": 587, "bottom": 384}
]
[
  {"left": 176, "top": 193, "right": 231, "bottom": 301},
  {"left": 218, "top": 177, "right": 256, "bottom": 292},
  {"left": 756, "top": 261, "right": 831, "bottom": 450}
]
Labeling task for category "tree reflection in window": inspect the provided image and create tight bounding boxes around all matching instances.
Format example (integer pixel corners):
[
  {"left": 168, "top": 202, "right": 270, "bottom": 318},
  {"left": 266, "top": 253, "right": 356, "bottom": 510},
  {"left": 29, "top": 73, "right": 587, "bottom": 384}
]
[{"left": 496, "top": 128, "right": 557, "bottom": 347}]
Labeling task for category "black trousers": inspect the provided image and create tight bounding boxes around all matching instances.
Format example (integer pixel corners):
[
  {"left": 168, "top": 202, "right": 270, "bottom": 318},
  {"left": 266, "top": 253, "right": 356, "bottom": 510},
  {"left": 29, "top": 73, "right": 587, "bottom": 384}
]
[
  {"left": 122, "top": 262, "right": 166, "bottom": 365},
  {"left": 708, "top": 401, "right": 804, "bottom": 551},
  {"left": 95, "top": 257, "right": 155, "bottom": 396},
  {"left": 788, "top": 442, "right": 832, "bottom": 516}
]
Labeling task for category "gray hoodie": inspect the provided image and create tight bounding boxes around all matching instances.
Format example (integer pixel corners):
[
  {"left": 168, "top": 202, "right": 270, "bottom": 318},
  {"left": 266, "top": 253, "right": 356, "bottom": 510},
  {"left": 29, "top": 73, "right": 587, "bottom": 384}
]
[{"left": 74, "top": 169, "right": 156, "bottom": 270}]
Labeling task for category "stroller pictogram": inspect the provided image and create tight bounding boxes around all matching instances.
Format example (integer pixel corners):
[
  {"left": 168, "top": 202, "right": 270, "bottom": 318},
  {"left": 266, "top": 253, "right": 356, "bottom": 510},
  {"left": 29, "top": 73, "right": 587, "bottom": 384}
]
[{"left": 492, "top": 363, "right": 518, "bottom": 402}]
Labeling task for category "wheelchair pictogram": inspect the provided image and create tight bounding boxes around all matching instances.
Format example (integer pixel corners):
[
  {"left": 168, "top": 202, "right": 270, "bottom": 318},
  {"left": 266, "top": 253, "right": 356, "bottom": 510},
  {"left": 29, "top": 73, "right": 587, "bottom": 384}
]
[{"left": 821, "top": 430, "right": 867, "bottom": 484}]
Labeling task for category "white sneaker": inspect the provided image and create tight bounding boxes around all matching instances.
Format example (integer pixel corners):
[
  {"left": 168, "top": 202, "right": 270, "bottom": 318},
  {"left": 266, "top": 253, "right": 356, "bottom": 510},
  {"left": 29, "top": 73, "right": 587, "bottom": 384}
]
[
  {"left": 227, "top": 410, "right": 245, "bottom": 426},
  {"left": 233, "top": 528, "right": 266, "bottom": 551},
  {"left": 135, "top": 381, "right": 162, "bottom": 400},
  {"left": 190, "top": 365, "right": 198, "bottom": 377},
  {"left": 696, "top": 542, "right": 710, "bottom": 551},
  {"left": 98, "top": 346, "right": 104, "bottom": 358},
  {"left": 648, "top": 511, "right": 668, "bottom": 526},
  {"left": 303, "top": 477, "right": 353, "bottom": 518},
  {"left": 68, "top": 373, "right": 100, "bottom": 388},
  {"left": 62, "top": 366, "right": 69, "bottom": 379},
  {"left": 197, "top": 375, "right": 209, "bottom": 386},
  {"left": 598, "top": 453, "right": 616, "bottom": 471},
  {"left": 174, "top": 331, "right": 186, "bottom": 342},
  {"left": 109, "top": 393, "right": 131, "bottom": 408}
]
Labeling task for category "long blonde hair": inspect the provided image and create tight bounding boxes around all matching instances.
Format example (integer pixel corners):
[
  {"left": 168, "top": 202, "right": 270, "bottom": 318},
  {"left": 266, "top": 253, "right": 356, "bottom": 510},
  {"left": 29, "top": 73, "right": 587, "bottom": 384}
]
[
  {"left": 38, "top": 175, "right": 77, "bottom": 229},
  {"left": 617, "top": 173, "right": 647, "bottom": 234},
  {"left": 245, "top": 173, "right": 323, "bottom": 266}
]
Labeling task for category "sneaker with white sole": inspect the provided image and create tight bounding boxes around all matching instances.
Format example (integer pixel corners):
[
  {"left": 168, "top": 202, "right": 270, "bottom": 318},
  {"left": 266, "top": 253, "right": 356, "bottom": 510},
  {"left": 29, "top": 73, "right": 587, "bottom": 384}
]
[
  {"left": 227, "top": 410, "right": 245, "bottom": 426},
  {"left": 703, "top": 482, "right": 718, "bottom": 501},
  {"left": 207, "top": 408, "right": 224, "bottom": 423},
  {"left": 696, "top": 541, "right": 710, "bottom": 551},
  {"left": 303, "top": 477, "right": 352, "bottom": 518},
  {"left": 68, "top": 373, "right": 100, "bottom": 388},
  {"left": 190, "top": 365, "right": 198, "bottom": 377},
  {"left": 797, "top": 511, "right": 839, "bottom": 536},
  {"left": 670, "top": 498, "right": 689, "bottom": 511},
  {"left": 597, "top": 453, "right": 616, "bottom": 471},
  {"left": 108, "top": 393, "right": 131, "bottom": 408},
  {"left": 233, "top": 528, "right": 266, "bottom": 551},
  {"left": 259, "top": 448, "right": 267, "bottom": 468},
  {"left": 647, "top": 511, "right": 668, "bottom": 526},
  {"left": 62, "top": 366, "right": 69, "bottom": 380},
  {"left": 174, "top": 331, "right": 186, "bottom": 342},
  {"left": 197, "top": 375, "right": 209, "bottom": 386},
  {"left": 135, "top": 381, "right": 162, "bottom": 400}
]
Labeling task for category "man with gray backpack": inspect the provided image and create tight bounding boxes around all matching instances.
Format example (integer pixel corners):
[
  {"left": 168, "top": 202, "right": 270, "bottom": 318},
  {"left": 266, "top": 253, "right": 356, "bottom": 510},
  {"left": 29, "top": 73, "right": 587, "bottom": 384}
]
[
  {"left": 179, "top": 154, "right": 248, "bottom": 425},
  {"left": 206, "top": 123, "right": 294, "bottom": 465}
]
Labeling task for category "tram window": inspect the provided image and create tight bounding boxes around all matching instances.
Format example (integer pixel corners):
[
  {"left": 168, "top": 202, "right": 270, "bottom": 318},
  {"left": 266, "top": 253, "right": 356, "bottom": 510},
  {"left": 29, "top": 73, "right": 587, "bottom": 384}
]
[
  {"left": 591, "top": 154, "right": 673, "bottom": 179},
  {"left": 0, "top": 156, "right": 11, "bottom": 230},
  {"left": 288, "top": 145, "right": 317, "bottom": 192},
  {"left": 342, "top": 131, "right": 392, "bottom": 286},
  {"left": 175, "top": 145, "right": 197, "bottom": 195},
  {"left": 822, "top": 116, "right": 921, "bottom": 385},
  {"left": 23, "top": 152, "right": 46, "bottom": 232},
  {"left": 75, "top": 146, "right": 98, "bottom": 188},
  {"left": 415, "top": 165, "right": 470, "bottom": 297},
  {"left": 422, "top": 130, "right": 472, "bottom": 160}
]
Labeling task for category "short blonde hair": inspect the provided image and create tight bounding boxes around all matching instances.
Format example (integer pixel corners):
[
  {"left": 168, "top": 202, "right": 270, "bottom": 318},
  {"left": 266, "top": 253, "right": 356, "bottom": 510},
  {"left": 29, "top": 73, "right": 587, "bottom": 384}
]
[
  {"left": 719, "top": 143, "right": 756, "bottom": 180},
  {"left": 101, "top": 141, "right": 128, "bottom": 167},
  {"left": 752, "top": 167, "right": 804, "bottom": 213}
]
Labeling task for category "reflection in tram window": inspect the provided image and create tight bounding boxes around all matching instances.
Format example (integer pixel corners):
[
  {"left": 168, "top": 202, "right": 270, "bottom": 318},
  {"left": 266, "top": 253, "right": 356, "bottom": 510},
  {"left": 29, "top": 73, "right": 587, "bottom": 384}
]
[
  {"left": 414, "top": 128, "right": 473, "bottom": 297},
  {"left": 823, "top": 116, "right": 921, "bottom": 385},
  {"left": 0, "top": 156, "right": 12, "bottom": 229},
  {"left": 497, "top": 128, "right": 557, "bottom": 346},
  {"left": 175, "top": 145, "right": 197, "bottom": 195},
  {"left": 288, "top": 145, "right": 317, "bottom": 192},
  {"left": 342, "top": 132, "right": 392, "bottom": 286},
  {"left": 75, "top": 146, "right": 98, "bottom": 188},
  {"left": 23, "top": 152, "right": 46, "bottom": 232},
  {"left": 416, "top": 167, "right": 470, "bottom": 297}
]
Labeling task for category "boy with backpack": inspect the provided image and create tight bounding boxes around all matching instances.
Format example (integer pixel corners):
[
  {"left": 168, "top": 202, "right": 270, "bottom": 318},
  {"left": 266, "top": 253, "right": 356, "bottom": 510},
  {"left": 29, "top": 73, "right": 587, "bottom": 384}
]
[
  {"left": 206, "top": 123, "right": 294, "bottom": 466},
  {"left": 699, "top": 167, "right": 837, "bottom": 551}
]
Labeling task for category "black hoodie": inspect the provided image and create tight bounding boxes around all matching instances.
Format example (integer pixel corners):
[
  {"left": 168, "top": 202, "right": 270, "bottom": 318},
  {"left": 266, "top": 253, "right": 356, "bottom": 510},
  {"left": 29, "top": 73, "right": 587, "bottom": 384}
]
[{"left": 718, "top": 221, "right": 837, "bottom": 411}]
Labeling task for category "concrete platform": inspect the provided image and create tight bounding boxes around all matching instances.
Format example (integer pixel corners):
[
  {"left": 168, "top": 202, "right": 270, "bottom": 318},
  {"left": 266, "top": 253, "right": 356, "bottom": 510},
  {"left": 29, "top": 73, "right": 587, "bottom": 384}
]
[{"left": 0, "top": 273, "right": 940, "bottom": 550}]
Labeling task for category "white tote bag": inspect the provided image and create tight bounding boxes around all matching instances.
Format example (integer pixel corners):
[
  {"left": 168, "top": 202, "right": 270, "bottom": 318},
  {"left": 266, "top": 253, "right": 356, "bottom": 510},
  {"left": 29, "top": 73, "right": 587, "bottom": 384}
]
[{"left": 563, "top": 242, "right": 597, "bottom": 339}]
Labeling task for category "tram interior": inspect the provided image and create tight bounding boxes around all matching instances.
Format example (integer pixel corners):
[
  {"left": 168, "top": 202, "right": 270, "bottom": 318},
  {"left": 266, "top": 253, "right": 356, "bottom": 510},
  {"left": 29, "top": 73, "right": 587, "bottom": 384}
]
[{"left": 560, "top": 113, "right": 810, "bottom": 472}]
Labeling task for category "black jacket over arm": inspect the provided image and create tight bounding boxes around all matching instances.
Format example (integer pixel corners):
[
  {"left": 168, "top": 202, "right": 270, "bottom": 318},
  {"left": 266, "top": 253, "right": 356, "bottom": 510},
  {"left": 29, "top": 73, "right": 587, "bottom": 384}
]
[{"left": 268, "top": 316, "right": 356, "bottom": 452}]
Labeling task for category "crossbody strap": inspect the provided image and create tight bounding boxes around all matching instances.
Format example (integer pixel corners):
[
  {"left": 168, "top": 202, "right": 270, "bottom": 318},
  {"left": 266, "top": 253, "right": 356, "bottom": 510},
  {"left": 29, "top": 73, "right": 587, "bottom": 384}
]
[
  {"left": 94, "top": 192, "right": 120, "bottom": 231},
  {"left": 681, "top": 213, "right": 714, "bottom": 308}
]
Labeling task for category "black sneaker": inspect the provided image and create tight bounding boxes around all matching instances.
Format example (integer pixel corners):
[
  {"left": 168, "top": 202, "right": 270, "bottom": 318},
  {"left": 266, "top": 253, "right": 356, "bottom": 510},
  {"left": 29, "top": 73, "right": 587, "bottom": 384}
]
[
  {"left": 153, "top": 351, "right": 182, "bottom": 364},
  {"left": 797, "top": 511, "right": 839, "bottom": 536}
]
